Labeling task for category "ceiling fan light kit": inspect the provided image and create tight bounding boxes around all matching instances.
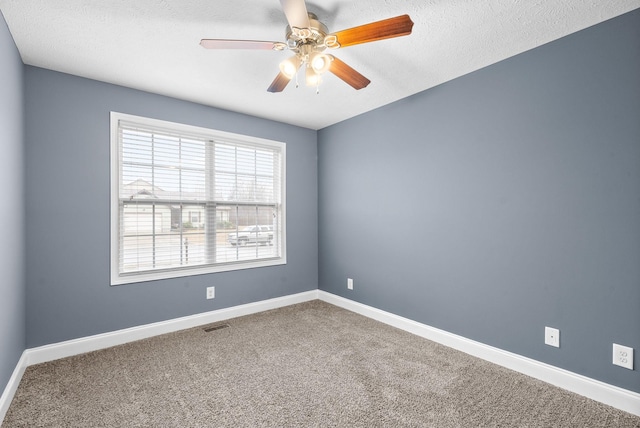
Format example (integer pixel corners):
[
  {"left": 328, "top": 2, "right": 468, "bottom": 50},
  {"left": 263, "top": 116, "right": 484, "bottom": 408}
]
[{"left": 200, "top": 0, "right": 413, "bottom": 93}]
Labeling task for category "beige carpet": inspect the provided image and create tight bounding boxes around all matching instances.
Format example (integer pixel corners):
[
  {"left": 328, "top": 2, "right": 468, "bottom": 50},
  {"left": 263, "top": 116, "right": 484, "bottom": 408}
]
[{"left": 3, "top": 300, "right": 639, "bottom": 427}]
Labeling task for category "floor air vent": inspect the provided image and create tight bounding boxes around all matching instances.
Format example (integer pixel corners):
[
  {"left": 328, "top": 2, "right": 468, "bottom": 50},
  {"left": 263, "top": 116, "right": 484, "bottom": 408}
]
[{"left": 204, "top": 324, "right": 230, "bottom": 332}]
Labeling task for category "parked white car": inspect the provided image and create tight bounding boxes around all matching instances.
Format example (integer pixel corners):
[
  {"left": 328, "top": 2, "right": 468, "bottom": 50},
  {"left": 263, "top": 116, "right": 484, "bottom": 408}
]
[{"left": 228, "top": 225, "right": 274, "bottom": 246}]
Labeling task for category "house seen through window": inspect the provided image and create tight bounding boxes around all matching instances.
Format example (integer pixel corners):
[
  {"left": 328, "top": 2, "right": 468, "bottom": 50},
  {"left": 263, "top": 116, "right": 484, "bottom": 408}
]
[{"left": 110, "top": 112, "right": 286, "bottom": 285}]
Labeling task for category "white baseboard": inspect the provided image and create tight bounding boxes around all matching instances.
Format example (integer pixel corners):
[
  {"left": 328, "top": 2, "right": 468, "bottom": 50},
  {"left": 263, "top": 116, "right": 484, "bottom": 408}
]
[
  {"left": 317, "top": 290, "right": 640, "bottom": 417},
  {"left": 0, "top": 352, "right": 28, "bottom": 424},
  {"left": 25, "top": 290, "right": 319, "bottom": 366}
]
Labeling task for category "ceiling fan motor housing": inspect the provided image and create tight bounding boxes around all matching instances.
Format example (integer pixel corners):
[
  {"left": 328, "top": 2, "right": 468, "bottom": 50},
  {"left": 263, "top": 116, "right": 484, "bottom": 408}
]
[{"left": 285, "top": 12, "right": 329, "bottom": 56}]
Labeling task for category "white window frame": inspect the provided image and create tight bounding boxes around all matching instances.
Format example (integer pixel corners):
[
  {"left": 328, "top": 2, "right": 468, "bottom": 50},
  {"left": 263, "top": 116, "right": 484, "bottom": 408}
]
[{"left": 110, "top": 112, "right": 286, "bottom": 285}]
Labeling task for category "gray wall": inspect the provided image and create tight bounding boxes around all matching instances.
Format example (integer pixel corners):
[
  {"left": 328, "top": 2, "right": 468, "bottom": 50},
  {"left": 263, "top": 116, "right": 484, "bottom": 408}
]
[
  {"left": 0, "top": 12, "right": 25, "bottom": 393},
  {"left": 318, "top": 9, "right": 640, "bottom": 393},
  {"left": 24, "top": 67, "right": 318, "bottom": 347}
]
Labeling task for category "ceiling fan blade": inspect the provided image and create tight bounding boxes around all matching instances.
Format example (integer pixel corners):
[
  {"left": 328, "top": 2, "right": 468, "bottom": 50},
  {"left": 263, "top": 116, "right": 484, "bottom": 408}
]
[
  {"left": 267, "top": 71, "right": 293, "bottom": 93},
  {"left": 279, "top": 0, "right": 310, "bottom": 30},
  {"left": 328, "top": 56, "right": 371, "bottom": 90},
  {"left": 327, "top": 14, "right": 414, "bottom": 49},
  {"left": 200, "top": 39, "right": 286, "bottom": 51}
]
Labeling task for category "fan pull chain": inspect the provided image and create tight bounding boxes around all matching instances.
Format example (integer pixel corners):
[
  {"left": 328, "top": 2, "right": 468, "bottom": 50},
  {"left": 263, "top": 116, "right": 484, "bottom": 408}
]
[{"left": 295, "top": 70, "right": 299, "bottom": 88}]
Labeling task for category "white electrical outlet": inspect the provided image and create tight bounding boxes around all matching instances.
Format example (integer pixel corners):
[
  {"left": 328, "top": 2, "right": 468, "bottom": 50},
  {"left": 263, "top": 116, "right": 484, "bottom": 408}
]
[
  {"left": 613, "top": 344, "right": 634, "bottom": 370},
  {"left": 206, "top": 286, "right": 215, "bottom": 300},
  {"left": 347, "top": 278, "right": 353, "bottom": 290},
  {"left": 545, "top": 327, "right": 560, "bottom": 348}
]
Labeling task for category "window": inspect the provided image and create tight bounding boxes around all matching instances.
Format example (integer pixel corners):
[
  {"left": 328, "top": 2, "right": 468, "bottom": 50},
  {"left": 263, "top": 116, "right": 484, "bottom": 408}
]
[{"left": 110, "top": 112, "right": 286, "bottom": 285}]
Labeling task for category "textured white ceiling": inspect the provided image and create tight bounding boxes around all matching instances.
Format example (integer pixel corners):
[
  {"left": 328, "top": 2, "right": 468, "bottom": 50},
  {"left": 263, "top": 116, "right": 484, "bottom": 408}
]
[{"left": 1, "top": 0, "right": 639, "bottom": 130}]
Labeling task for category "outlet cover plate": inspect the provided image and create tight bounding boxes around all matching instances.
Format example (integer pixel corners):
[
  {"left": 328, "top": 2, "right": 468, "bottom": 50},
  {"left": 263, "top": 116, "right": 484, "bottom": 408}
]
[
  {"left": 545, "top": 327, "right": 560, "bottom": 348},
  {"left": 206, "top": 286, "right": 215, "bottom": 300},
  {"left": 613, "top": 344, "right": 634, "bottom": 370},
  {"left": 347, "top": 278, "right": 353, "bottom": 290}
]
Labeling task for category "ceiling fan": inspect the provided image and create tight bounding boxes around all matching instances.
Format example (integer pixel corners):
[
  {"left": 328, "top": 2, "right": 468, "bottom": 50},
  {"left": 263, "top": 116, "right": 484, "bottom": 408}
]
[{"left": 200, "top": 0, "right": 414, "bottom": 93}]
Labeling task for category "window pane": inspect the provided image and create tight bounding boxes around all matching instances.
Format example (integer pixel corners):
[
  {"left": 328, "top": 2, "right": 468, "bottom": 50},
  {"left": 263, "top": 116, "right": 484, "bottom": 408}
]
[{"left": 214, "top": 204, "right": 278, "bottom": 264}]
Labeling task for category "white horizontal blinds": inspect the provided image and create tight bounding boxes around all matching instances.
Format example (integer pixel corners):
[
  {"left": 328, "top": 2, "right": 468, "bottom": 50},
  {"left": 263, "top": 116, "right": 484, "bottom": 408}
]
[
  {"left": 214, "top": 143, "right": 280, "bottom": 203},
  {"left": 117, "top": 119, "right": 282, "bottom": 276},
  {"left": 119, "top": 122, "right": 208, "bottom": 274},
  {"left": 213, "top": 142, "right": 282, "bottom": 264}
]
